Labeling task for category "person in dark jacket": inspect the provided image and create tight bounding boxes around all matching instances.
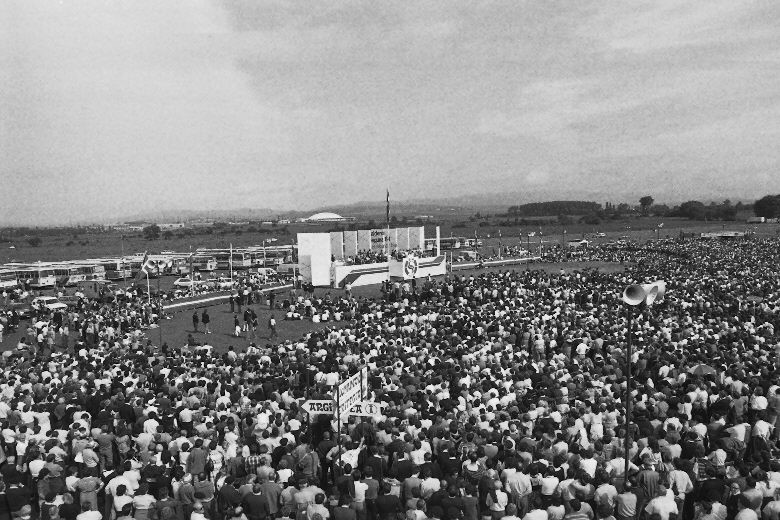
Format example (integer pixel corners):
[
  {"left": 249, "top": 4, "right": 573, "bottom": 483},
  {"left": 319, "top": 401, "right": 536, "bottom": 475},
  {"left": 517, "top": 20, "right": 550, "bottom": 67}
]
[
  {"left": 201, "top": 309, "right": 211, "bottom": 334},
  {"left": 375, "top": 483, "right": 402, "bottom": 520},
  {"left": 243, "top": 483, "right": 270, "bottom": 520}
]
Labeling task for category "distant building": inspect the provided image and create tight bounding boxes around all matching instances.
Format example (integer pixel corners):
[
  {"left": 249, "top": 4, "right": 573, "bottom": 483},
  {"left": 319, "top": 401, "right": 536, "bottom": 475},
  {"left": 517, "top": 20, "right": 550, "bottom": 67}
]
[
  {"left": 300, "top": 212, "right": 355, "bottom": 224},
  {"left": 188, "top": 221, "right": 215, "bottom": 228},
  {"left": 112, "top": 224, "right": 144, "bottom": 232}
]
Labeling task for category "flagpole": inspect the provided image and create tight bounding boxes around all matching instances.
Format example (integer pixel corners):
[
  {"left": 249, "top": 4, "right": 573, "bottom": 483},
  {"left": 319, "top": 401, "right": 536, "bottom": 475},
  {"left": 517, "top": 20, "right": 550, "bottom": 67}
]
[
  {"left": 292, "top": 238, "right": 298, "bottom": 291},
  {"left": 230, "top": 243, "right": 233, "bottom": 285},
  {"left": 189, "top": 246, "right": 194, "bottom": 298},
  {"left": 386, "top": 189, "right": 391, "bottom": 280},
  {"left": 157, "top": 263, "right": 163, "bottom": 347},
  {"left": 146, "top": 271, "right": 151, "bottom": 305},
  {"left": 121, "top": 236, "right": 126, "bottom": 287}
]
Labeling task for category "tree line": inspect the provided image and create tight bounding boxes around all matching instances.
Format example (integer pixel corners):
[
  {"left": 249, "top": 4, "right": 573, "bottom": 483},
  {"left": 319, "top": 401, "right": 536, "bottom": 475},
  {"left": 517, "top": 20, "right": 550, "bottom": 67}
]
[{"left": 507, "top": 201, "right": 602, "bottom": 216}]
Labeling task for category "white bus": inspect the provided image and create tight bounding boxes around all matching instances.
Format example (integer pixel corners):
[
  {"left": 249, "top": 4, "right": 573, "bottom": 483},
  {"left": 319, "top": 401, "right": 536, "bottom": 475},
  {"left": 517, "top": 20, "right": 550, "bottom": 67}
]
[
  {"left": 54, "top": 264, "right": 107, "bottom": 286},
  {"left": 439, "top": 237, "right": 466, "bottom": 250},
  {"left": 213, "top": 251, "right": 253, "bottom": 270},
  {"left": 95, "top": 259, "right": 133, "bottom": 281},
  {"left": 127, "top": 258, "right": 162, "bottom": 278},
  {"left": 248, "top": 247, "right": 290, "bottom": 267},
  {"left": 0, "top": 270, "right": 18, "bottom": 290},
  {"left": 16, "top": 268, "right": 57, "bottom": 289},
  {"left": 191, "top": 255, "right": 218, "bottom": 272}
]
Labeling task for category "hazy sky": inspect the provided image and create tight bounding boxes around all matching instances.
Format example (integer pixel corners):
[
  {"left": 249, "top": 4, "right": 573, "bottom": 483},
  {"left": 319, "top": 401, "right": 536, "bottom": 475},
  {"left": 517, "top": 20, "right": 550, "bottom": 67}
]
[{"left": 2, "top": 1, "right": 779, "bottom": 224}]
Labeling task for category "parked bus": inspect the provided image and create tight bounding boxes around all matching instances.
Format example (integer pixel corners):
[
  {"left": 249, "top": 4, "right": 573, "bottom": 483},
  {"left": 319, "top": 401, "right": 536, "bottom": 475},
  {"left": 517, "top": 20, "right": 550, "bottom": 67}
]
[
  {"left": 169, "top": 257, "right": 191, "bottom": 276},
  {"left": 95, "top": 259, "right": 133, "bottom": 281},
  {"left": 127, "top": 258, "right": 161, "bottom": 278},
  {"left": 248, "top": 247, "right": 290, "bottom": 267},
  {"left": 91, "top": 265, "right": 106, "bottom": 280},
  {"left": 0, "top": 269, "right": 18, "bottom": 290},
  {"left": 191, "top": 255, "right": 218, "bottom": 272},
  {"left": 15, "top": 268, "right": 57, "bottom": 289},
  {"left": 439, "top": 236, "right": 466, "bottom": 251},
  {"left": 54, "top": 266, "right": 88, "bottom": 286},
  {"left": 53, "top": 264, "right": 104, "bottom": 286},
  {"left": 213, "top": 251, "right": 253, "bottom": 270}
]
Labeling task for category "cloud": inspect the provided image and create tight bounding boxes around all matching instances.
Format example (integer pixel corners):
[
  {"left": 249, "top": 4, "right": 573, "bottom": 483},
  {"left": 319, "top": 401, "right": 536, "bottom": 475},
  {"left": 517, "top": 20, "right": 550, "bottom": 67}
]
[
  {"left": 582, "top": 0, "right": 778, "bottom": 55},
  {"left": 2, "top": 0, "right": 779, "bottom": 224}
]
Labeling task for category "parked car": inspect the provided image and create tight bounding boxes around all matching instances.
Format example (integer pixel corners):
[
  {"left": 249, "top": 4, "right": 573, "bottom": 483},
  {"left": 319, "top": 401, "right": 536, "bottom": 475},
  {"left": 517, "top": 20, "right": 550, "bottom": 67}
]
[
  {"left": 173, "top": 277, "right": 208, "bottom": 288},
  {"left": 31, "top": 296, "right": 68, "bottom": 311},
  {"left": 209, "top": 277, "right": 235, "bottom": 290}
]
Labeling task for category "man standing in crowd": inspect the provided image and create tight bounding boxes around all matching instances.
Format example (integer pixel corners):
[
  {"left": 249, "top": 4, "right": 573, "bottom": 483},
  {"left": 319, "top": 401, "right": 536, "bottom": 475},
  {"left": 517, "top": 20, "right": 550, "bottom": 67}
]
[{"left": 201, "top": 309, "right": 211, "bottom": 334}]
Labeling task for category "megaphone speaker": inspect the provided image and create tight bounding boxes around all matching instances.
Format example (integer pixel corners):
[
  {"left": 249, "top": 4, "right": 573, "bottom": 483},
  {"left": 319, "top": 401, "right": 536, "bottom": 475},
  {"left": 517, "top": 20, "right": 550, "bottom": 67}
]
[
  {"left": 643, "top": 284, "right": 660, "bottom": 306},
  {"left": 622, "top": 284, "right": 646, "bottom": 306},
  {"left": 651, "top": 281, "right": 666, "bottom": 303}
]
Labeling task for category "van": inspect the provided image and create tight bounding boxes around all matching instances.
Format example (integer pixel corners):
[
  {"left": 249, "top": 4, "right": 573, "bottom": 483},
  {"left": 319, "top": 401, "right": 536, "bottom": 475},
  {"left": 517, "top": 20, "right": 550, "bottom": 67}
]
[{"left": 76, "top": 280, "right": 117, "bottom": 300}]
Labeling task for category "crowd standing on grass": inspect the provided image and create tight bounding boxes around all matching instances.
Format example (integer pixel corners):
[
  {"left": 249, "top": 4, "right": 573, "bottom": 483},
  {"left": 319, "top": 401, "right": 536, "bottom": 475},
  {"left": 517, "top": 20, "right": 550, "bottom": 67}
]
[{"left": 0, "top": 236, "right": 778, "bottom": 520}]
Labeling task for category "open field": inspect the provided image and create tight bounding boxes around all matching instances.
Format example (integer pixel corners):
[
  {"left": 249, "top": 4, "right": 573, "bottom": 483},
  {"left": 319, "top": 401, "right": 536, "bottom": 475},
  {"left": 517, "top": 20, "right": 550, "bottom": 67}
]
[{"left": 2, "top": 216, "right": 779, "bottom": 265}]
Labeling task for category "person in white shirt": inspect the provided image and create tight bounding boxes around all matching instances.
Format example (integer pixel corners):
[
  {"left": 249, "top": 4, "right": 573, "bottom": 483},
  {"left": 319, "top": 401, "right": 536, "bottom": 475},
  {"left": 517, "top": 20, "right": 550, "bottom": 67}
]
[
  {"left": 76, "top": 502, "right": 103, "bottom": 520},
  {"left": 539, "top": 467, "right": 560, "bottom": 500},
  {"left": 644, "top": 486, "right": 678, "bottom": 520},
  {"left": 28, "top": 453, "right": 46, "bottom": 479}
]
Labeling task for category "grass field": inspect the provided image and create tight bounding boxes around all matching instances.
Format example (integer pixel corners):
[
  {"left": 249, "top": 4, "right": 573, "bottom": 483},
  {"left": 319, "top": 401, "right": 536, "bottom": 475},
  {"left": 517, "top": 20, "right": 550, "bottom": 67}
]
[{"left": 3, "top": 216, "right": 778, "bottom": 265}]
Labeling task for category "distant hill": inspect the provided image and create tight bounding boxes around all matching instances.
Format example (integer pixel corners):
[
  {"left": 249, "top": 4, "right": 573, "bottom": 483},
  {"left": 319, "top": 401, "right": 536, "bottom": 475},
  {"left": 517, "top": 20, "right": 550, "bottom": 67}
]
[
  {"left": 508, "top": 201, "right": 602, "bottom": 216},
  {"left": 117, "top": 207, "right": 280, "bottom": 223},
  {"left": 110, "top": 188, "right": 759, "bottom": 225}
]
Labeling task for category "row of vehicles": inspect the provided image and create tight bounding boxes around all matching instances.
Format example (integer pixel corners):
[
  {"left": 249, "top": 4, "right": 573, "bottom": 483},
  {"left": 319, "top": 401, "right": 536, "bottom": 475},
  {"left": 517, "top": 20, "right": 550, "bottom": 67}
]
[
  {"left": 438, "top": 237, "right": 482, "bottom": 251},
  {"left": 1, "top": 263, "right": 106, "bottom": 290},
  {"left": 0, "top": 245, "right": 294, "bottom": 291}
]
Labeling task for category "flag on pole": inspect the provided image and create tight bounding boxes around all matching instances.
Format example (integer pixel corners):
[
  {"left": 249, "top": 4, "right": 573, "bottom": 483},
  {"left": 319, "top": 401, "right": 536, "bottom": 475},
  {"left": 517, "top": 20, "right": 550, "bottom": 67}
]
[
  {"left": 134, "top": 251, "right": 154, "bottom": 284},
  {"left": 386, "top": 189, "right": 390, "bottom": 226}
]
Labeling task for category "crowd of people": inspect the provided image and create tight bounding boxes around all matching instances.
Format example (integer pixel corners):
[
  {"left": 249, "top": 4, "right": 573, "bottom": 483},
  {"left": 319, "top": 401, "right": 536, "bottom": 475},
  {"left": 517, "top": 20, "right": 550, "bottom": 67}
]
[
  {"left": 0, "top": 235, "right": 778, "bottom": 520},
  {"left": 342, "top": 251, "right": 389, "bottom": 266}
]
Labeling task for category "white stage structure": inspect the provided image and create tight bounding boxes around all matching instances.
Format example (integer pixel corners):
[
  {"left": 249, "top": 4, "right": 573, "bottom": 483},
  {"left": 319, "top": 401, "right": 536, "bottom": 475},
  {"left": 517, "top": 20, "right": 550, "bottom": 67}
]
[{"left": 297, "top": 226, "right": 447, "bottom": 287}]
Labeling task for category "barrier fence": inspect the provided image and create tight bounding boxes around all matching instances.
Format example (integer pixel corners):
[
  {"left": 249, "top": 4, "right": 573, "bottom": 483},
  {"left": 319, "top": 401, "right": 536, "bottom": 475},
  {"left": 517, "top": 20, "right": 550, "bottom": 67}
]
[{"left": 162, "top": 284, "right": 293, "bottom": 312}]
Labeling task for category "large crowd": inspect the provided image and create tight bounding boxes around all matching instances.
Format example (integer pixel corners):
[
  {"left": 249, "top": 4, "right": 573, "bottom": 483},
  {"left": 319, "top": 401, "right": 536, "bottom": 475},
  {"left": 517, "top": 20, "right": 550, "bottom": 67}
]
[{"left": 0, "top": 236, "right": 779, "bottom": 520}]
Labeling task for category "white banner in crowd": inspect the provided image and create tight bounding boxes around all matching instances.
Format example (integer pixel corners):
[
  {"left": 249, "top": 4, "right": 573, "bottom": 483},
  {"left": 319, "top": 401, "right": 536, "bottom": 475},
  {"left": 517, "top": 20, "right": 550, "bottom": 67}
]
[{"left": 336, "top": 366, "right": 368, "bottom": 418}]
